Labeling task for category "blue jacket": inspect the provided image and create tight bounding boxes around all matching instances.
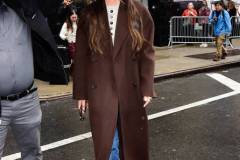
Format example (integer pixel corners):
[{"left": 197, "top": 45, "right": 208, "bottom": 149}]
[{"left": 209, "top": 10, "right": 232, "bottom": 36}]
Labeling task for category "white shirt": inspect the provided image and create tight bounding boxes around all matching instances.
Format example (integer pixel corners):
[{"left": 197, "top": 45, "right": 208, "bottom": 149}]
[
  {"left": 59, "top": 22, "right": 77, "bottom": 43},
  {"left": 106, "top": 3, "right": 120, "bottom": 45},
  {"left": 238, "top": 6, "right": 240, "bottom": 16}
]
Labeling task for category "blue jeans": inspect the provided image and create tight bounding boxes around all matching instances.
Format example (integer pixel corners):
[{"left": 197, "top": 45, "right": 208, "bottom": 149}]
[{"left": 109, "top": 128, "right": 120, "bottom": 160}]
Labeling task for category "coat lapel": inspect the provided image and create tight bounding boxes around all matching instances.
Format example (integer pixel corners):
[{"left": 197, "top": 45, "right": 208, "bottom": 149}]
[
  {"left": 102, "top": 1, "right": 129, "bottom": 59},
  {"left": 102, "top": 2, "right": 114, "bottom": 54},
  {"left": 113, "top": 3, "right": 129, "bottom": 59}
]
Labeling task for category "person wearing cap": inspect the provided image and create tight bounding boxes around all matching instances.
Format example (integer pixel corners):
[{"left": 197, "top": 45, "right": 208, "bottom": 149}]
[
  {"left": 209, "top": 0, "right": 232, "bottom": 61},
  {"left": 0, "top": 0, "right": 68, "bottom": 159}
]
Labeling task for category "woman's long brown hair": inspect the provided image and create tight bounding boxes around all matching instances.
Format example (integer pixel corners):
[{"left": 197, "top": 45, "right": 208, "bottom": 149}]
[
  {"left": 86, "top": 0, "right": 145, "bottom": 54},
  {"left": 66, "top": 9, "right": 78, "bottom": 32}
]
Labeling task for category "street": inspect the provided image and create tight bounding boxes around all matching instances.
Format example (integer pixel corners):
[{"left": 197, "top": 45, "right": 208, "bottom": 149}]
[{"left": 3, "top": 67, "right": 240, "bottom": 160}]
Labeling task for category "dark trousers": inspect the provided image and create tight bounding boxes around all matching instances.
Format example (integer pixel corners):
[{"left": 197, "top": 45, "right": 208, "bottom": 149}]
[{"left": 0, "top": 90, "right": 42, "bottom": 160}]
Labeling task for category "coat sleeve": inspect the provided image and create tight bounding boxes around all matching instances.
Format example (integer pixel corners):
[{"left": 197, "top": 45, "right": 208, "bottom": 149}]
[
  {"left": 38, "top": 0, "right": 61, "bottom": 17},
  {"left": 139, "top": 7, "right": 156, "bottom": 97},
  {"left": 73, "top": 18, "right": 89, "bottom": 100}
]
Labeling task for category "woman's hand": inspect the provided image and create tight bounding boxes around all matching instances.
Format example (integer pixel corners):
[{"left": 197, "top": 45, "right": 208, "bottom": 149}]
[
  {"left": 143, "top": 96, "right": 152, "bottom": 108},
  {"left": 76, "top": 100, "right": 88, "bottom": 120}
]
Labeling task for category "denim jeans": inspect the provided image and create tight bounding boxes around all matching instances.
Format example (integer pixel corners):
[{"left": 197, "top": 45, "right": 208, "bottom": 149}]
[{"left": 109, "top": 128, "right": 120, "bottom": 160}]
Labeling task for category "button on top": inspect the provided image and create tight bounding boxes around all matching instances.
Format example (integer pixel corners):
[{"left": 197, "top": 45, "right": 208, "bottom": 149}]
[{"left": 106, "top": 3, "right": 120, "bottom": 45}]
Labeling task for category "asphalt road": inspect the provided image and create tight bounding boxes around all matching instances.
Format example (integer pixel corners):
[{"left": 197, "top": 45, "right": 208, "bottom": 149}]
[{"left": 3, "top": 67, "right": 240, "bottom": 160}]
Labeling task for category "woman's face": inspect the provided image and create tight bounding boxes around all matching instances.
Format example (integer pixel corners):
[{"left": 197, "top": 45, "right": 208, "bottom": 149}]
[
  {"left": 228, "top": 2, "right": 234, "bottom": 9},
  {"left": 188, "top": 3, "right": 194, "bottom": 10},
  {"left": 70, "top": 13, "right": 78, "bottom": 22}
]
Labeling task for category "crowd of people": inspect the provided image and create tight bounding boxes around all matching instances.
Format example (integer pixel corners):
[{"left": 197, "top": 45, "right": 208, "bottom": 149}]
[
  {"left": 181, "top": 0, "right": 235, "bottom": 61},
  {"left": 182, "top": 0, "right": 240, "bottom": 18},
  {"left": 57, "top": 0, "right": 240, "bottom": 65}
]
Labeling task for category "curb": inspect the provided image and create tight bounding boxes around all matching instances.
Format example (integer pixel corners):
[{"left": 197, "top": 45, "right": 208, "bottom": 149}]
[
  {"left": 154, "top": 60, "right": 240, "bottom": 82},
  {"left": 40, "top": 60, "right": 240, "bottom": 102}
]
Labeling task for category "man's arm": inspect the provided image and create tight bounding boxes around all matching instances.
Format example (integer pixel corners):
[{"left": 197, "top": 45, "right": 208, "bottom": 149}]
[{"left": 39, "top": 0, "right": 64, "bottom": 17}]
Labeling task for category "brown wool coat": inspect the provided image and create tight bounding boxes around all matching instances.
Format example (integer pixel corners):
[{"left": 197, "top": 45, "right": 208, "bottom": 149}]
[{"left": 73, "top": 0, "right": 155, "bottom": 159}]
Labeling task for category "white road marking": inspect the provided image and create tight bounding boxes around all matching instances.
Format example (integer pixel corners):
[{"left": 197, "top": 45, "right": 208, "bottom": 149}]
[
  {"left": 2, "top": 132, "right": 92, "bottom": 160},
  {"left": 3, "top": 73, "right": 240, "bottom": 160},
  {"left": 148, "top": 91, "right": 239, "bottom": 120},
  {"left": 207, "top": 73, "right": 240, "bottom": 91}
]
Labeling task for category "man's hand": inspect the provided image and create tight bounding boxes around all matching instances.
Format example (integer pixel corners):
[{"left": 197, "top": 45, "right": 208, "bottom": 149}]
[
  {"left": 213, "top": 16, "right": 218, "bottom": 21},
  {"left": 63, "top": 0, "right": 73, "bottom": 7},
  {"left": 143, "top": 96, "right": 152, "bottom": 108}
]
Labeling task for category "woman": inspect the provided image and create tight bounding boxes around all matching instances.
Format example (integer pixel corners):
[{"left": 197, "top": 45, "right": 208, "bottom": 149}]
[
  {"left": 73, "top": 0, "right": 155, "bottom": 159},
  {"left": 198, "top": 0, "right": 211, "bottom": 48},
  {"left": 182, "top": 2, "right": 198, "bottom": 44},
  {"left": 59, "top": 9, "right": 78, "bottom": 63},
  {"left": 182, "top": 2, "right": 198, "bottom": 17},
  {"left": 227, "top": 0, "right": 237, "bottom": 17},
  {"left": 199, "top": 0, "right": 210, "bottom": 17}
]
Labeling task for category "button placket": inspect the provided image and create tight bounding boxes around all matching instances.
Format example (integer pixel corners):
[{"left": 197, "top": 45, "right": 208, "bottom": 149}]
[
  {"left": 109, "top": 9, "right": 114, "bottom": 36},
  {"left": 107, "top": 4, "right": 120, "bottom": 44}
]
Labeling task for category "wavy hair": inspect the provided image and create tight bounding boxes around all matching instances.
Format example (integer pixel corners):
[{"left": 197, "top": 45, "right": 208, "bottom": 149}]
[{"left": 86, "top": 0, "right": 145, "bottom": 54}]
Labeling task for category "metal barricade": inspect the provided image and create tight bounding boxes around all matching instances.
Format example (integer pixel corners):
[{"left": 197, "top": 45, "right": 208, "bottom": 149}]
[
  {"left": 229, "top": 16, "right": 240, "bottom": 49},
  {"left": 168, "top": 16, "right": 240, "bottom": 48},
  {"left": 168, "top": 16, "right": 214, "bottom": 47}
]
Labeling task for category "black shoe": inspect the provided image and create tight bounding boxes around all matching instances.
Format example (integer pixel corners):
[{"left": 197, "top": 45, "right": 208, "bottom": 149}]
[
  {"left": 213, "top": 56, "right": 221, "bottom": 61},
  {"left": 221, "top": 52, "right": 227, "bottom": 59}
]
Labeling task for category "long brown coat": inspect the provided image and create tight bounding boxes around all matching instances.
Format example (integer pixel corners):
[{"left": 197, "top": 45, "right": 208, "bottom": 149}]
[{"left": 73, "top": 0, "right": 155, "bottom": 159}]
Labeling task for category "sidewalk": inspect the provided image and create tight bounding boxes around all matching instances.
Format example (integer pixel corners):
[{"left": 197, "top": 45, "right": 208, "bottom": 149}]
[{"left": 37, "top": 40, "right": 240, "bottom": 101}]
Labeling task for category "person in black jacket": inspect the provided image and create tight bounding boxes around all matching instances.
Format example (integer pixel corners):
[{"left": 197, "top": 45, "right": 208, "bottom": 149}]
[
  {"left": 7, "top": 0, "right": 68, "bottom": 84},
  {"left": 0, "top": 0, "right": 67, "bottom": 159}
]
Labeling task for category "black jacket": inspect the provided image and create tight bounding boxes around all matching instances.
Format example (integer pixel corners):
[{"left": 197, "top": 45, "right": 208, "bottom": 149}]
[{"left": 5, "top": 0, "right": 68, "bottom": 84}]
